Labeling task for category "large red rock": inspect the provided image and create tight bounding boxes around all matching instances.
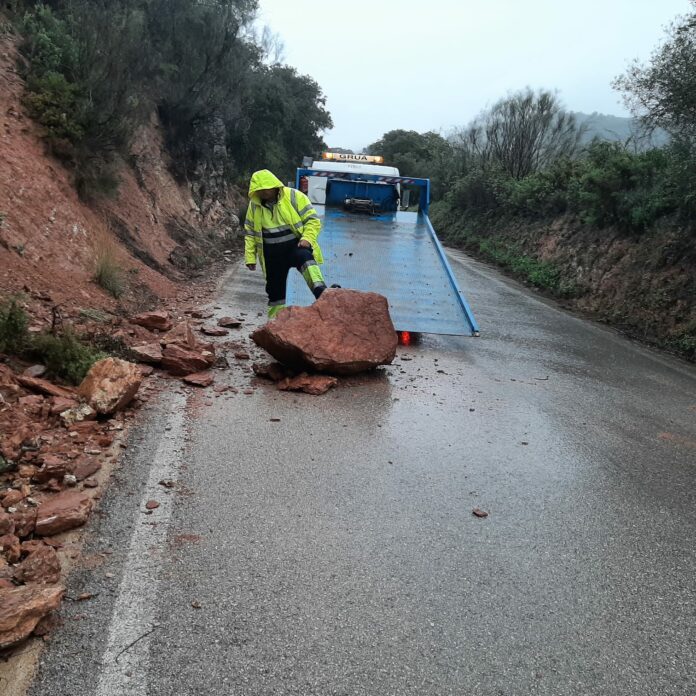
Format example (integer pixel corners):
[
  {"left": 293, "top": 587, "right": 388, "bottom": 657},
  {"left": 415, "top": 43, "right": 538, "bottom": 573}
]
[
  {"left": 132, "top": 311, "right": 172, "bottom": 332},
  {"left": 13, "top": 541, "right": 61, "bottom": 584},
  {"left": 162, "top": 344, "right": 215, "bottom": 376},
  {"left": 0, "top": 585, "right": 64, "bottom": 649},
  {"left": 277, "top": 373, "right": 338, "bottom": 396},
  {"left": 251, "top": 289, "right": 397, "bottom": 375},
  {"left": 35, "top": 491, "right": 92, "bottom": 536},
  {"left": 78, "top": 358, "right": 142, "bottom": 415}
]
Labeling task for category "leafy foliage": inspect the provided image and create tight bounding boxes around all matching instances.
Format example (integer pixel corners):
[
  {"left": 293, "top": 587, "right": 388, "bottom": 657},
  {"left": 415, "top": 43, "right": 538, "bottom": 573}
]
[
  {"left": 0, "top": 298, "right": 29, "bottom": 355},
  {"left": 30, "top": 329, "right": 105, "bottom": 384},
  {"left": 614, "top": 3, "right": 696, "bottom": 140},
  {"left": 13, "top": 0, "right": 331, "bottom": 196}
]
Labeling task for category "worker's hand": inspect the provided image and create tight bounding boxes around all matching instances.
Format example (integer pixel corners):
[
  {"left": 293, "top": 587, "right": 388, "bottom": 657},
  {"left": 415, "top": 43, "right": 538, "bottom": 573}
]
[
  {"left": 246, "top": 263, "right": 256, "bottom": 271},
  {"left": 297, "top": 239, "right": 311, "bottom": 249}
]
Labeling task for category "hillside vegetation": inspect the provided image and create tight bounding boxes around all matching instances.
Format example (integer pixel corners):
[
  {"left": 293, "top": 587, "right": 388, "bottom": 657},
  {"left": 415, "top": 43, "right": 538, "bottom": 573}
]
[{"left": 368, "top": 4, "right": 696, "bottom": 360}]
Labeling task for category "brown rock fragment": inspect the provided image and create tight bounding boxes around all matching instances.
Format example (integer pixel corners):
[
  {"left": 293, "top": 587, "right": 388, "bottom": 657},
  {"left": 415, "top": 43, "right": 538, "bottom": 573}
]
[
  {"left": 277, "top": 373, "right": 338, "bottom": 396},
  {"left": 0, "top": 585, "right": 64, "bottom": 649},
  {"left": 35, "top": 492, "right": 92, "bottom": 536},
  {"left": 15, "top": 375, "right": 75, "bottom": 400},
  {"left": 131, "top": 343, "right": 163, "bottom": 364},
  {"left": 0, "top": 534, "right": 21, "bottom": 563},
  {"left": 132, "top": 311, "right": 172, "bottom": 332},
  {"left": 162, "top": 344, "right": 215, "bottom": 376},
  {"left": 182, "top": 372, "right": 214, "bottom": 387},
  {"left": 252, "top": 362, "right": 288, "bottom": 382},
  {"left": 200, "top": 326, "right": 229, "bottom": 337},
  {"left": 217, "top": 317, "right": 242, "bottom": 328},
  {"left": 13, "top": 541, "right": 61, "bottom": 585}
]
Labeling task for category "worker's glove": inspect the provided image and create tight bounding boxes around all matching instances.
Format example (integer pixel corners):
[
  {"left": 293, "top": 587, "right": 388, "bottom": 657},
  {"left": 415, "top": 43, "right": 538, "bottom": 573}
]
[
  {"left": 246, "top": 263, "right": 256, "bottom": 271},
  {"left": 297, "top": 239, "right": 311, "bottom": 249}
]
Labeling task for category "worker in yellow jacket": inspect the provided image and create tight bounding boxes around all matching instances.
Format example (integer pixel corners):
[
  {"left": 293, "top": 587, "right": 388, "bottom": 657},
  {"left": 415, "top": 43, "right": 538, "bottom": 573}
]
[{"left": 244, "top": 170, "right": 328, "bottom": 318}]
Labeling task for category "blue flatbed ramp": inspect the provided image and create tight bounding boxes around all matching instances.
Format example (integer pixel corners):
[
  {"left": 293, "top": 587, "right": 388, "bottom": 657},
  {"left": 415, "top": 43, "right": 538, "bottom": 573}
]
[{"left": 287, "top": 207, "right": 479, "bottom": 336}]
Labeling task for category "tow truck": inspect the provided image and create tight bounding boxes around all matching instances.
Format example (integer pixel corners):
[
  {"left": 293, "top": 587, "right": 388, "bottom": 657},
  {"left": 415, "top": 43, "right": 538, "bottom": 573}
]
[{"left": 287, "top": 152, "right": 480, "bottom": 337}]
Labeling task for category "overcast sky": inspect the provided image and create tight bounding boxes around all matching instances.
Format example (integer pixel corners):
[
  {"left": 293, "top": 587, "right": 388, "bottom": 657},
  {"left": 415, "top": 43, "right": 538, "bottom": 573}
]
[{"left": 257, "top": 0, "right": 691, "bottom": 151}]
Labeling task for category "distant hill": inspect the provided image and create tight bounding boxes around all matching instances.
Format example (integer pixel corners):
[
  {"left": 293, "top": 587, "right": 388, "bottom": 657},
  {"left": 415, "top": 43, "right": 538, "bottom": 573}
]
[{"left": 572, "top": 112, "right": 670, "bottom": 149}]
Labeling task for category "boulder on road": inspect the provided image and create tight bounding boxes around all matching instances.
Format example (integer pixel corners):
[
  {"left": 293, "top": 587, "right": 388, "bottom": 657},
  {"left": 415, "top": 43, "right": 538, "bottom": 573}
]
[
  {"left": 132, "top": 311, "right": 172, "bottom": 332},
  {"left": 35, "top": 491, "right": 92, "bottom": 536},
  {"left": 78, "top": 358, "right": 142, "bottom": 415},
  {"left": 0, "top": 585, "right": 64, "bottom": 649},
  {"left": 251, "top": 289, "right": 397, "bottom": 375}
]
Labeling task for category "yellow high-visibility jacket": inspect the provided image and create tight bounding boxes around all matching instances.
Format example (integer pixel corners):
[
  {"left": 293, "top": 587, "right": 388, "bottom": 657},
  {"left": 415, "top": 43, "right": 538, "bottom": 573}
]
[{"left": 244, "top": 169, "right": 323, "bottom": 273}]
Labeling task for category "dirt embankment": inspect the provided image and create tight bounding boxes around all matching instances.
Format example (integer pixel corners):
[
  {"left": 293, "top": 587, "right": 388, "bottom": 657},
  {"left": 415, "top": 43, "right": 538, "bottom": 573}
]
[
  {"left": 442, "top": 215, "right": 696, "bottom": 360},
  {"left": 0, "top": 27, "right": 243, "bottom": 326}
]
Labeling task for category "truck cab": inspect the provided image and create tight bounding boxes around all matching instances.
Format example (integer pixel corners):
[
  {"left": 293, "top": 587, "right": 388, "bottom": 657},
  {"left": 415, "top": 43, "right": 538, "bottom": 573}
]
[{"left": 301, "top": 153, "right": 402, "bottom": 214}]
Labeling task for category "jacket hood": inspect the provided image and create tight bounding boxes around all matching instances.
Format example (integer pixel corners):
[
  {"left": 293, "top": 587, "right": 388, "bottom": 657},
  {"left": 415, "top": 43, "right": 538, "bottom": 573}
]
[{"left": 248, "top": 170, "right": 284, "bottom": 200}]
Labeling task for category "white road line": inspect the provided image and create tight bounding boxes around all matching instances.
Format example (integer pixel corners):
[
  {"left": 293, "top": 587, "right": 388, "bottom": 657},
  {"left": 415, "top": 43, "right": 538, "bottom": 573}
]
[{"left": 95, "top": 392, "right": 187, "bottom": 696}]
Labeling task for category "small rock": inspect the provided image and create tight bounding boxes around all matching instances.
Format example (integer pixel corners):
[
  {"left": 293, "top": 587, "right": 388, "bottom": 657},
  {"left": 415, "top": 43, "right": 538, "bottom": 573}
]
[
  {"left": 217, "top": 317, "right": 242, "bottom": 328},
  {"left": 145, "top": 500, "right": 160, "bottom": 510},
  {"left": 200, "top": 327, "right": 229, "bottom": 337},
  {"left": 63, "top": 474, "right": 78, "bottom": 488},
  {"left": 252, "top": 362, "right": 288, "bottom": 382},
  {"left": 60, "top": 403, "right": 96, "bottom": 426},
  {"left": 182, "top": 372, "right": 214, "bottom": 388},
  {"left": 472, "top": 508, "right": 489, "bottom": 518},
  {"left": 277, "top": 373, "right": 338, "bottom": 396},
  {"left": 23, "top": 365, "right": 47, "bottom": 378},
  {"left": 131, "top": 311, "right": 172, "bottom": 332},
  {"left": 83, "top": 478, "right": 99, "bottom": 489},
  {"left": 234, "top": 352, "right": 250, "bottom": 360},
  {"left": 13, "top": 541, "right": 61, "bottom": 585}
]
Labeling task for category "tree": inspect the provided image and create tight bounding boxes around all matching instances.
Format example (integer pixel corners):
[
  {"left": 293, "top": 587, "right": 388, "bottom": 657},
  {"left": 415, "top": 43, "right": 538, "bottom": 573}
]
[
  {"left": 367, "top": 129, "right": 453, "bottom": 197},
  {"left": 456, "top": 89, "right": 584, "bottom": 179},
  {"left": 614, "top": 2, "right": 696, "bottom": 140}
]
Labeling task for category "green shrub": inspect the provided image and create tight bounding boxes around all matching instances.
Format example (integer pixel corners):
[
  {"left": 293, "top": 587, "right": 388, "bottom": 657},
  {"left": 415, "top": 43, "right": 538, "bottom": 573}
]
[
  {"left": 29, "top": 330, "right": 104, "bottom": 385},
  {"left": 0, "top": 298, "right": 29, "bottom": 355},
  {"left": 95, "top": 250, "right": 126, "bottom": 299}
]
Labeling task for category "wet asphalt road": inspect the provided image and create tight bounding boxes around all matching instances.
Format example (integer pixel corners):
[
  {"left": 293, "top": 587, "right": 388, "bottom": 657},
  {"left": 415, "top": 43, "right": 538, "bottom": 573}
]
[{"left": 28, "top": 252, "right": 696, "bottom": 696}]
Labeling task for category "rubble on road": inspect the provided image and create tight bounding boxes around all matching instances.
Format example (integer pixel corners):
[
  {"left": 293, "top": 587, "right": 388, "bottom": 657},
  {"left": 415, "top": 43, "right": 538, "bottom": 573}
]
[
  {"left": 277, "top": 373, "right": 338, "bottom": 396},
  {"left": 252, "top": 362, "right": 288, "bottom": 382},
  {"left": 217, "top": 316, "right": 242, "bottom": 328},
  {"left": 252, "top": 289, "right": 397, "bottom": 375},
  {"left": 183, "top": 372, "right": 214, "bottom": 387}
]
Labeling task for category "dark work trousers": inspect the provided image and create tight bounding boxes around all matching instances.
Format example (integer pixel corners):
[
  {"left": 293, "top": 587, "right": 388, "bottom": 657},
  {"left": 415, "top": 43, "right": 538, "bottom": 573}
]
[{"left": 264, "top": 242, "right": 327, "bottom": 315}]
